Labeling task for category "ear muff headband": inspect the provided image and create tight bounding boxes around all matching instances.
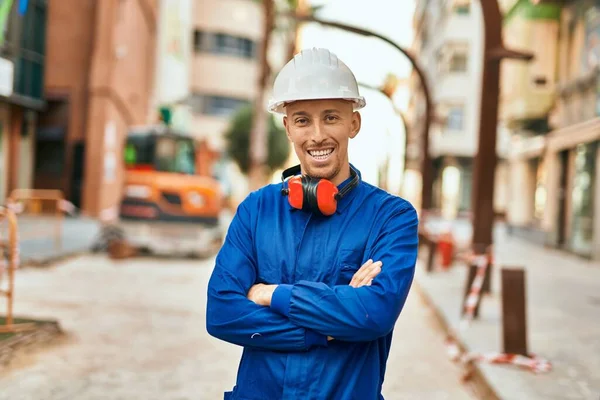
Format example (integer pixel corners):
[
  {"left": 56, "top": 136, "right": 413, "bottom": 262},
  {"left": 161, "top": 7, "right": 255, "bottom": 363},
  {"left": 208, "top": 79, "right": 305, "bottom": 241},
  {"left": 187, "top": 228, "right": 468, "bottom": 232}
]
[{"left": 281, "top": 164, "right": 359, "bottom": 216}]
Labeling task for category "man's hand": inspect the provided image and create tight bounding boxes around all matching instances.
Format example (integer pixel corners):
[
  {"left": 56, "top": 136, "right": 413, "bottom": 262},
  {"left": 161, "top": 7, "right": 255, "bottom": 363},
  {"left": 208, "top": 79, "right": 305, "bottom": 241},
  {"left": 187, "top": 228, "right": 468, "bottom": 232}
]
[
  {"left": 349, "top": 259, "right": 383, "bottom": 288},
  {"left": 247, "top": 283, "right": 278, "bottom": 306}
]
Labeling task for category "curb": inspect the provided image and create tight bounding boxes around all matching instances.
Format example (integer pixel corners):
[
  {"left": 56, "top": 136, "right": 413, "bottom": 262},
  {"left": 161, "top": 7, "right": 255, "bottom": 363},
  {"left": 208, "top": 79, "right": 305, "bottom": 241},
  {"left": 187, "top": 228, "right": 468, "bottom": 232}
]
[
  {"left": 413, "top": 282, "right": 502, "bottom": 400},
  {"left": 20, "top": 251, "right": 88, "bottom": 269},
  {"left": 0, "top": 319, "right": 66, "bottom": 371}
]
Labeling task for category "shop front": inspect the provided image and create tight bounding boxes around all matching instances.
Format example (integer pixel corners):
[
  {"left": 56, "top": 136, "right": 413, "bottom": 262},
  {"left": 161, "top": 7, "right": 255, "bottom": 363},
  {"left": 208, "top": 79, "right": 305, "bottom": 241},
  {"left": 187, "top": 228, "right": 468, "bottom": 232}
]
[
  {"left": 0, "top": 0, "right": 47, "bottom": 203},
  {"left": 569, "top": 141, "right": 597, "bottom": 257},
  {"left": 544, "top": 119, "right": 600, "bottom": 260}
]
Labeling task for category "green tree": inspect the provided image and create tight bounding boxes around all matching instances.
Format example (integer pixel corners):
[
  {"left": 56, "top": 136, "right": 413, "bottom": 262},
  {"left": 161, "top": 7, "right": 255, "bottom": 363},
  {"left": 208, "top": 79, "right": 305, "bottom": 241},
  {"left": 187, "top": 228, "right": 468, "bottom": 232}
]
[{"left": 225, "top": 104, "right": 290, "bottom": 175}]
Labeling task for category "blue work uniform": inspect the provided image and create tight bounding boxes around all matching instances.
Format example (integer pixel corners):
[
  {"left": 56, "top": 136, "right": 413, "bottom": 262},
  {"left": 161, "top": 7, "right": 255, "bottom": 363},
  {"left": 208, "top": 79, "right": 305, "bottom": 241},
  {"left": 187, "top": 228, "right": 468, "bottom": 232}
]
[{"left": 206, "top": 166, "right": 419, "bottom": 400}]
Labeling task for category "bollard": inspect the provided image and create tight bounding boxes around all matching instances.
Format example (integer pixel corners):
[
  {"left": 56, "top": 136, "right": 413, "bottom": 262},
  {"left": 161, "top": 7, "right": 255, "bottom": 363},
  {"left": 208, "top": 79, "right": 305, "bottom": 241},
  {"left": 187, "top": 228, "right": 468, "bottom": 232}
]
[
  {"left": 501, "top": 267, "right": 528, "bottom": 356},
  {"left": 473, "top": 243, "right": 492, "bottom": 294},
  {"left": 426, "top": 236, "right": 437, "bottom": 273},
  {"left": 481, "top": 262, "right": 493, "bottom": 294},
  {"left": 461, "top": 250, "right": 493, "bottom": 320}
]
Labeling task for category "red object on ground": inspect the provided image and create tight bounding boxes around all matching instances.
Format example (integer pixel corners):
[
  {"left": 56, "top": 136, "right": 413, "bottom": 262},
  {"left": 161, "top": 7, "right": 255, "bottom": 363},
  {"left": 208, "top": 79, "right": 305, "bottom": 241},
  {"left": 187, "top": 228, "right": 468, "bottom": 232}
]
[{"left": 437, "top": 232, "right": 454, "bottom": 269}]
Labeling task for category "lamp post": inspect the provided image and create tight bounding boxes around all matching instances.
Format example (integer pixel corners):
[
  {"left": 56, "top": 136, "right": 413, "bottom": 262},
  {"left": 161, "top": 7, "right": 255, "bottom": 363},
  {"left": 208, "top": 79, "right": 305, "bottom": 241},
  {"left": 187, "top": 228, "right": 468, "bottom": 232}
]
[
  {"left": 472, "top": 1, "right": 533, "bottom": 253},
  {"left": 282, "top": 13, "right": 435, "bottom": 213}
]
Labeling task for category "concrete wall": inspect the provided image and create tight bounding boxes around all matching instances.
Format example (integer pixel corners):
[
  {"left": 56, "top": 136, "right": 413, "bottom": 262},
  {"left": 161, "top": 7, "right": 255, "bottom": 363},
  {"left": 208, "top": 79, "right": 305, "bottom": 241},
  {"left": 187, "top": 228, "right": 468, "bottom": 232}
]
[
  {"left": 507, "top": 158, "right": 537, "bottom": 226},
  {"left": 0, "top": 104, "right": 8, "bottom": 201},
  {"left": 17, "top": 112, "right": 36, "bottom": 189},
  {"left": 193, "top": 0, "right": 262, "bottom": 41},
  {"left": 495, "top": 160, "right": 509, "bottom": 213},
  {"left": 191, "top": 55, "right": 258, "bottom": 100},
  {"left": 542, "top": 152, "right": 560, "bottom": 235},
  {"left": 45, "top": 0, "right": 96, "bottom": 142},
  {"left": 65, "top": 0, "right": 158, "bottom": 217}
]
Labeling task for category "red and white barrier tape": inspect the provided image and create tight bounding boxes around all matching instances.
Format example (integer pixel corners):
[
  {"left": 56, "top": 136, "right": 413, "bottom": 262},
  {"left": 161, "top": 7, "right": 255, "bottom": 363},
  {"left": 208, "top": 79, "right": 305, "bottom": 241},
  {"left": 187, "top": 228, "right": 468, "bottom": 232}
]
[
  {"left": 460, "top": 253, "right": 489, "bottom": 329},
  {"left": 446, "top": 250, "right": 552, "bottom": 374},
  {"left": 446, "top": 338, "right": 552, "bottom": 374}
]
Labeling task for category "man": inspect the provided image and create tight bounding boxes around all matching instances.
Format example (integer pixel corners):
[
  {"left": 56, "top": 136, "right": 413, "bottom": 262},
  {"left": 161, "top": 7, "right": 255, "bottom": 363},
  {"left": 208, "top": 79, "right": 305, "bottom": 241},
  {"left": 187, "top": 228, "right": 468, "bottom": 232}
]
[{"left": 206, "top": 48, "right": 418, "bottom": 400}]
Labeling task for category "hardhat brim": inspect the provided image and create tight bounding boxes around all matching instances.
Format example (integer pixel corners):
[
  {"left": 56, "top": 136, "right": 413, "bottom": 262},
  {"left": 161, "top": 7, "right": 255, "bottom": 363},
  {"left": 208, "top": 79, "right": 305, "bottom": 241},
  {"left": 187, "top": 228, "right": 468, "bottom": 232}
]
[{"left": 267, "top": 96, "right": 366, "bottom": 115}]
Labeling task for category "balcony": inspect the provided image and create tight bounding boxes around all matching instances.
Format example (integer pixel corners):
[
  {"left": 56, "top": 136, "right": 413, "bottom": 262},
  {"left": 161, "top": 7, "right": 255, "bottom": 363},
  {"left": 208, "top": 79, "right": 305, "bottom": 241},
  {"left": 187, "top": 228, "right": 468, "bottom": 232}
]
[
  {"left": 191, "top": 54, "right": 258, "bottom": 99},
  {"left": 500, "top": 3, "right": 560, "bottom": 124}
]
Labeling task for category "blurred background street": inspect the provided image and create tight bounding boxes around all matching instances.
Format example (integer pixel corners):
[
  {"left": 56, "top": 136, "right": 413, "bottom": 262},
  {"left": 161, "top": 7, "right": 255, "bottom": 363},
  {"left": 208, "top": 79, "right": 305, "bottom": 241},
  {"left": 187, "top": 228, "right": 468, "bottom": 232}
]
[
  {"left": 0, "top": 254, "right": 474, "bottom": 400},
  {"left": 0, "top": 0, "right": 599, "bottom": 399}
]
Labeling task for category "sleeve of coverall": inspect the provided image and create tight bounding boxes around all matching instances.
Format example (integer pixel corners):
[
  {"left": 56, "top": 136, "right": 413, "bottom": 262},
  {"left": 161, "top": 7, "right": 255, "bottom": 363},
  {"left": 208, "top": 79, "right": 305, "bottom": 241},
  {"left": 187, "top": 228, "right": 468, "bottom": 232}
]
[
  {"left": 270, "top": 204, "right": 418, "bottom": 342},
  {"left": 206, "top": 195, "right": 328, "bottom": 351}
]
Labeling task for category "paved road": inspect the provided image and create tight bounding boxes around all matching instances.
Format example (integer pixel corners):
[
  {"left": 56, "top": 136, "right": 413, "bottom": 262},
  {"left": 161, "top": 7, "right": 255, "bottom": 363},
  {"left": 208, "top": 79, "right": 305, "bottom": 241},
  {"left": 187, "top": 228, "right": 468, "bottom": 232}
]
[{"left": 0, "top": 255, "right": 474, "bottom": 400}]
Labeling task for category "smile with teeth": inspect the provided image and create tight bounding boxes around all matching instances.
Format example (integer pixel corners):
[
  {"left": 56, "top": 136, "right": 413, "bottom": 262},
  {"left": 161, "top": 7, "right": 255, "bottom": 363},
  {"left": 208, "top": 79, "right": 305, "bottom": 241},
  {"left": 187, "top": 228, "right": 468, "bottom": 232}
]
[{"left": 308, "top": 148, "right": 334, "bottom": 160}]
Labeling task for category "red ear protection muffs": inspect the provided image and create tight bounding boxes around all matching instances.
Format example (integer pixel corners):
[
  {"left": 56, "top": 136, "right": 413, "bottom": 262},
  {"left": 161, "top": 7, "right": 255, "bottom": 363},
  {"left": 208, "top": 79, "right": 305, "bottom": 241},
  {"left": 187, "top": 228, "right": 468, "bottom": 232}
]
[{"left": 280, "top": 165, "right": 359, "bottom": 216}]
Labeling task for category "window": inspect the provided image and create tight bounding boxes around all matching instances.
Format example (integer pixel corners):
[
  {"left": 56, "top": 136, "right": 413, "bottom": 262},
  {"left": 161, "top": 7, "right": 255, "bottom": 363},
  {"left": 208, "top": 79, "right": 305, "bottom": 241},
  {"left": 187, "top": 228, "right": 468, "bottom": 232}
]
[
  {"left": 155, "top": 137, "right": 196, "bottom": 175},
  {"left": 436, "top": 45, "right": 468, "bottom": 74},
  {"left": 193, "top": 30, "right": 205, "bottom": 52},
  {"left": 2, "top": 0, "right": 47, "bottom": 102},
  {"left": 125, "top": 134, "right": 196, "bottom": 175},
  {"left": 446, "top": 106, "right": 464, "bottom": 130},
  {"left": 449, "top": 52, "right": 467, "bottom": 72},
  {"left": 454, "top": 4, "right": 470, "bottom": 14},
  {"left": 190, "top": 94, "right": 250, "bottom": 117},
  {"left": 193, "top": 30, "right": 256, "bottom": 59}
]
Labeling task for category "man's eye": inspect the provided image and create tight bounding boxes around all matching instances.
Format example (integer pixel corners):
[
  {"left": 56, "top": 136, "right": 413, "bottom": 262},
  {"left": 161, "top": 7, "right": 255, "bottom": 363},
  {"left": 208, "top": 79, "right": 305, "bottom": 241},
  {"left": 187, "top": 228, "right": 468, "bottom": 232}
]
[
  {"left": 296, "top": 118, "right": 308, "bottom": 124},
  {"left": 325, "top": 115, "right": 338, "bottom": 121}
]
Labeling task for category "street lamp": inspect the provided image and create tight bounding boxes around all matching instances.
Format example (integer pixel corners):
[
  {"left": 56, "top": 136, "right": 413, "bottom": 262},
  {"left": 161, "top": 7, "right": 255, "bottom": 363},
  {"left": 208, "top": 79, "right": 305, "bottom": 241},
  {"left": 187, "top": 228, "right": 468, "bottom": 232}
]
[
  {"left": 281, "top": 12, "right": 436, "bottom": 213},
  {"left": 472, "top": 1, "right": 534, "bottom": 253}
]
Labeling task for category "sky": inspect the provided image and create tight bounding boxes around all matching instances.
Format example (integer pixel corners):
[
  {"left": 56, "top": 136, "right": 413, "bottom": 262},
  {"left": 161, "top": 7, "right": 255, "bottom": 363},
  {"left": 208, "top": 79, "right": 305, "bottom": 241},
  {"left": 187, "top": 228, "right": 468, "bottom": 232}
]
[{"left": 298, "top": 0, "right": 416, "bottom": 192}]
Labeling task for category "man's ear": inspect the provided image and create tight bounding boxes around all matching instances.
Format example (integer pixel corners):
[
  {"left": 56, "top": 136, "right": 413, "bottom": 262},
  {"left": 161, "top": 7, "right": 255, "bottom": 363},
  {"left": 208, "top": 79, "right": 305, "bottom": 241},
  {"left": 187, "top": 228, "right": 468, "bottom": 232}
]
[
  {"left": 283, "top": 116, "right": 292, "bottom": 141},
  {"left": 350, "top": 111, "right": 361, "bottom": 139}
]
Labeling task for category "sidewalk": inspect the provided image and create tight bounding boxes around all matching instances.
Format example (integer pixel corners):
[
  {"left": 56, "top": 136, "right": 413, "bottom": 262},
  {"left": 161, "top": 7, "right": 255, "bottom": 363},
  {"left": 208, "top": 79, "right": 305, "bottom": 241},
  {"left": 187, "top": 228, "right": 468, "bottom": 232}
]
[
  {"left": 5, "top": 215, "right": 100, "bottom": 265},
  {"left": 416, "top": 219, "right": 600, "bottom": 400}
]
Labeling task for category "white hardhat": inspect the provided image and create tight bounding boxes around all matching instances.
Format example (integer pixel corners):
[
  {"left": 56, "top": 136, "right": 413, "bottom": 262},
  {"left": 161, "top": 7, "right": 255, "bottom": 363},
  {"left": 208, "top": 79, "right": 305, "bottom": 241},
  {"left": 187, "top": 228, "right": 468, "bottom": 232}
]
[{"left": 267, "top": 48, "right": 366, "bottom": 115}]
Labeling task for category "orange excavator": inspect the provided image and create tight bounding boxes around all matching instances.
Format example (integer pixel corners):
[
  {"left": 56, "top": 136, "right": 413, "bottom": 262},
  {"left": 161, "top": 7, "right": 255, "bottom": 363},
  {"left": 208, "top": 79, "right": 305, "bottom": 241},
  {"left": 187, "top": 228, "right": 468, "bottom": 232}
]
[{"left": 114, "top": 123, "right": 224, "bottom": 258}]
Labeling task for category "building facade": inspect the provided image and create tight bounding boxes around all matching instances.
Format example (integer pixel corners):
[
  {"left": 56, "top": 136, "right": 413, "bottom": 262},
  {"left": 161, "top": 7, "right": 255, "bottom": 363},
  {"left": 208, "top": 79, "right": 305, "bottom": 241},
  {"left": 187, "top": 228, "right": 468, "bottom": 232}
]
[
  {"left": 190, "top": 0, "right": 263, "bottom": 153},
  {"left": 407, "top": 0, "right": 510, "bottom": 218},
  {"left": 0, "top": 0, "right": 47, "bottom": 204},
  {"left": 189, "top": 0, "right": 292, "bottom": 206},
  {"left": 505, "top": 0, "right": 600, "bottom": 261},
  {"left": 39, "top": 0, "right": 157, "bottom": 217}
]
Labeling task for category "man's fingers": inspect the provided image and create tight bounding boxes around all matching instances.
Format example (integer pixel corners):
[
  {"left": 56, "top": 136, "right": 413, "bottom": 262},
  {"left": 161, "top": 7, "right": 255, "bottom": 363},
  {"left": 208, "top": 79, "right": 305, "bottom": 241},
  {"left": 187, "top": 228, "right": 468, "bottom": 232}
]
[
  {"left": 350, "top": 259, "right": 375, "bottom": 287},
  {"left": 349, "top": 259, "right": 373, "bottom": 287},
  {"left": 350, "top": 260, "right": 383, "bottom": 288},
  {"left": 358, "top": 261, "right": 382, "bottom": 286}
]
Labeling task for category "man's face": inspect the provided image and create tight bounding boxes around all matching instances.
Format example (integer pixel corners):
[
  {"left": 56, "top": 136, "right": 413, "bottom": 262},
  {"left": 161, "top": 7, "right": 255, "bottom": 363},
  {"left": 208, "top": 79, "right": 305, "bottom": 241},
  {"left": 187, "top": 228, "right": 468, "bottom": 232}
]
[{"left": 283, "top": 99, "right": 361, "bottom": 185}]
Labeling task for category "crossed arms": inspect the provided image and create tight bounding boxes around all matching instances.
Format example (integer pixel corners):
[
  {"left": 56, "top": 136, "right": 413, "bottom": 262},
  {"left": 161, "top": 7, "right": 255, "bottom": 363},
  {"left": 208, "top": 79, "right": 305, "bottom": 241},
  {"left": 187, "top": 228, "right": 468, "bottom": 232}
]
[{"left": 205, "top": 198, "right": 419, "bottom": 352}]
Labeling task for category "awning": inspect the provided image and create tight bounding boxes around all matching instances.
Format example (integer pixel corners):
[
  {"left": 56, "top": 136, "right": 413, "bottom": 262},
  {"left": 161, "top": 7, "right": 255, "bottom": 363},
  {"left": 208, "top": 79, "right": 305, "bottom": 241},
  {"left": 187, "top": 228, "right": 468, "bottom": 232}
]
[
  {"left": 546, "top": 117, "right": 600, "bottom": 152},
  {"left": 509, "top": 135, "right": 546, "bottom": 160}
]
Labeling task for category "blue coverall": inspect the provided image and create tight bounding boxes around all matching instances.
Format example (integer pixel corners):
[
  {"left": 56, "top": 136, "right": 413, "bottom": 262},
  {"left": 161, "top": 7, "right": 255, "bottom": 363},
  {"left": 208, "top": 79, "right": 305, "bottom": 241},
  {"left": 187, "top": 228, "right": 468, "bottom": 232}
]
[{"left": 207, "top": 167, "right": 419, "bottom": 399}]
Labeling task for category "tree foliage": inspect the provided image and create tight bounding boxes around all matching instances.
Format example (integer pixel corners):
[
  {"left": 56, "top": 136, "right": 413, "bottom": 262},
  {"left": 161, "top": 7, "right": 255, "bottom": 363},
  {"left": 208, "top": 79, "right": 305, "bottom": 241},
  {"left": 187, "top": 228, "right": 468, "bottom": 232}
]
[{"left": 225, "top": 105, "right": 290, "bottom": 175}]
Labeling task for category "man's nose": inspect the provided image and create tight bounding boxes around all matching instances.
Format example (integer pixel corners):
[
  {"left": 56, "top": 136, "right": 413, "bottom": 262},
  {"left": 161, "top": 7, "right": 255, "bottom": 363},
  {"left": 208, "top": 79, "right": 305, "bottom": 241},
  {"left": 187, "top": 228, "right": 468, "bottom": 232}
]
[{"left": 310, "top": 122, "right": 327, "bottom": 142}]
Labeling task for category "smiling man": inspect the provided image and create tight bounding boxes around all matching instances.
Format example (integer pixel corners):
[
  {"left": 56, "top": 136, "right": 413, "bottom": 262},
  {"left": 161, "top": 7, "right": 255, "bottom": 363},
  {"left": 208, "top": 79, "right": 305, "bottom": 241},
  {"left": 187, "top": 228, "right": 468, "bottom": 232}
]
[{"left": 206, "top": 48, "right": 419, "bottom": 400}]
